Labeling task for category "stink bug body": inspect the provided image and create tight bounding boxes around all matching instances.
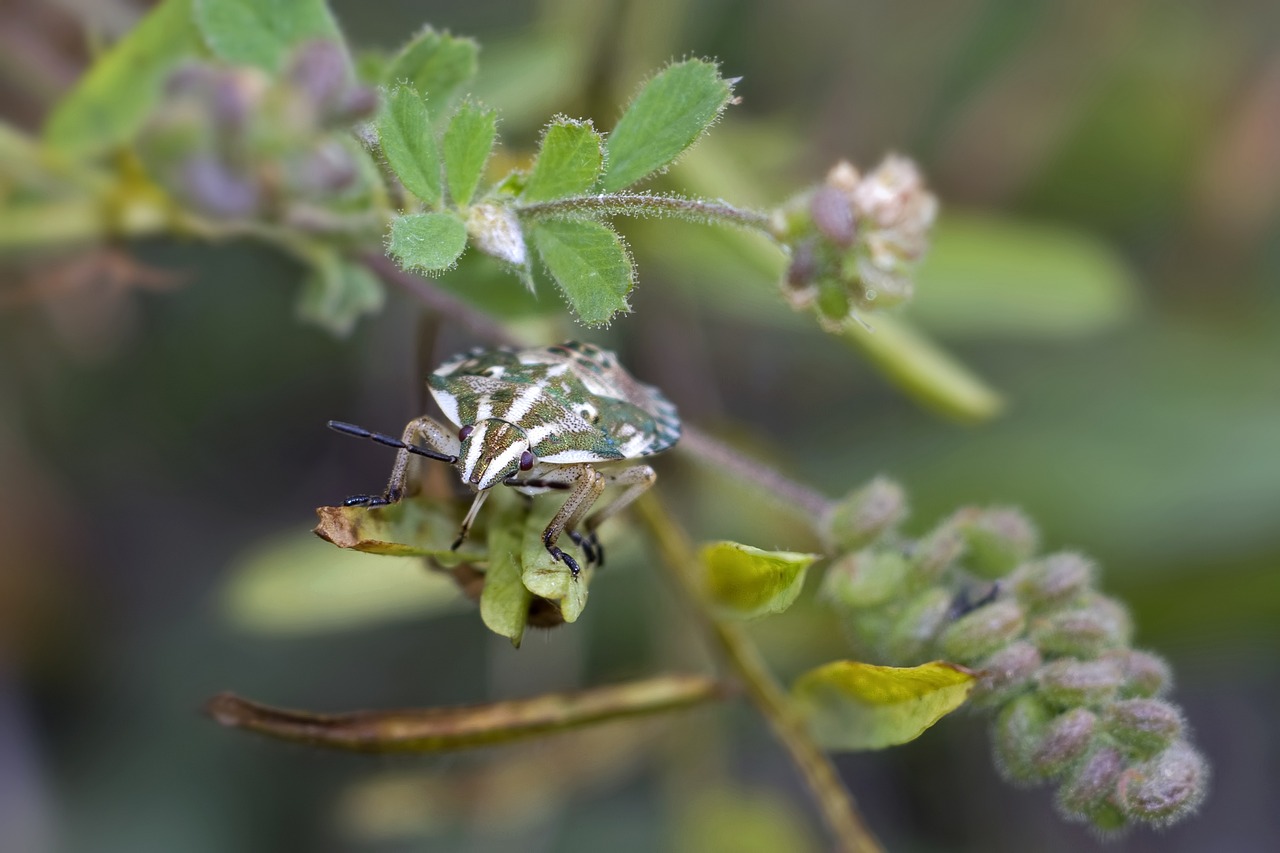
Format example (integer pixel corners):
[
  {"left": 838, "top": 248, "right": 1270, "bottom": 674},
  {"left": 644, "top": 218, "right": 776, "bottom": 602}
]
[{"left": 330, "top": 341, "right": 680, "bottom": 577}]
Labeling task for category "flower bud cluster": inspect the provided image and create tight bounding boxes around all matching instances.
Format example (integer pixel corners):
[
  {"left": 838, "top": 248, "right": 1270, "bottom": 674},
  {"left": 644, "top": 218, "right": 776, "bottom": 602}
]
[
  {"left": 818, "top": 480, "right": 1207, "bottom": 832},
  {"left": 775, "top": 156, "right": 937, "bottom": 328},
  {"left": 138, "top": 41, "right": 379, "bottom": 221}
]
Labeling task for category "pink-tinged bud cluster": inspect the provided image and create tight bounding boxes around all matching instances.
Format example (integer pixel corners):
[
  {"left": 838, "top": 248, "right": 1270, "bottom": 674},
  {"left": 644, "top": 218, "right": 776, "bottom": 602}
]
[
  {"left": 776, "top": 156, "right": 937, "bottom": 328},
  {"left": 817, "top": 477, "right": 1208, "bottom": 833},
  {"left": 139, "top": 41, "right": 379, "bottom": 223}
]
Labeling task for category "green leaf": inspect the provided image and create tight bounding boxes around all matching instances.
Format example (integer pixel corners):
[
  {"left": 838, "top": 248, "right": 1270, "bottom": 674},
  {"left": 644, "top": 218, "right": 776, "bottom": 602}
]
[
  {"left": 314, "top": 501, "right": 486, "bottom": 565},
  {"left": 221, "top": 531, "right": 462, "bottom": 635},
  {"left": 521, "top": 118, "right": 604, "bottom": 202},
  {"left": 480, "top": 495, "right": 533, "bottom": 646},
  {"left": 389, "top": 212, "right": 468, "bottom": 273},
  {"left": 842, "top": 313, "right": 1004, "bottom": 423},
  {"left": 193, "top": 0, "right": 343, "bottom": 71},
  {"left": 44, "top": 0, "right": 204, "bottom": 158},
  {"left": 699, "top": 541, "right": 817, "bottom": 619},
  {"left": 378, "top": 85, "right": 442, "bottom": 207},
  {"left": 911, "top": 214, "right": 1139, "bottom": 339},
  {"left": 296, "top": 253, "right": 384, "bottom": 336},
  {"left": 520, "top": 498, "right": 590, "bottom": 623},
  {"left": 443, "top": 100, "right": 497, "bottom": 207},
  {"left": 602, "top": 59, "right": 734, "bottom": 191},
  {"left": 793, "top": 660, "right": 976, "bottom": 750},
  {"left": 529, "top": 219, "right": 633, "bottom": 326},
  {"left": 384, "top": 27, "right": 478, "bottom": 116}
]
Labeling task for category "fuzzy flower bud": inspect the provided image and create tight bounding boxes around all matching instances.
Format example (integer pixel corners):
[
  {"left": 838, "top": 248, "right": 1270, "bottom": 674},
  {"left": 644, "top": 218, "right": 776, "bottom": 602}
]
[
  {"left": 1102, "top": 648, "right": 1173, "bottom": 698},
  {"left": 1116, "top": 743, "right": 1208, "bottom": 826},
  {"left": 1103, "top": 699, "right": 1183, "bottom": 758},
  {"left": 822, "top": 476, "right": 907, "bottom": 552},
  {"left": 952, "top": 507, "right": 1039, "bottom": 579},
  {"left": 882, "top": 587, "right": 952, "bottom": 662},
  {"left": 972, "top": 640, "right": 1042, "bottom": 706},
  {"left": 1035, "top": 658, "right": 1125, "bottom": 709},
  {"left": 938, "top": 599, "right": 1026, "bottom": 665},
  {"left": 466, "top": 204, "right": 528, "bottom": 268},
  {"left": 993, "top": 694, "right": 1052, "bottom": 785},
  {"left": 1011, "top": 552, "right": 1094, "bottom": 611},
  {"left": 909, "top": 522, "right": 966, "bottom": 583},
  {"left": 1031, "top": 708, "right": 1098, "bottom": 781},
  {"left": 1056, "top": 745, "right": 1126, "bottom": 829},
  {"left": 1028, "top": 593, "right": 1133, "bottom": 658},
  {"left": 821, "top": 550, "right": 909, "bottom": 610}
]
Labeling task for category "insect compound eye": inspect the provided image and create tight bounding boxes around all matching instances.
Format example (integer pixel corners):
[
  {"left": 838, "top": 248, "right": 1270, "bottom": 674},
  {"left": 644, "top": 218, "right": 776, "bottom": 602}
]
[
  {"left": 458, "top": 425, "right": 474, "bottom": 441},
  {"left": 519, "top": 450, "right": 535, "bottom": 471}
]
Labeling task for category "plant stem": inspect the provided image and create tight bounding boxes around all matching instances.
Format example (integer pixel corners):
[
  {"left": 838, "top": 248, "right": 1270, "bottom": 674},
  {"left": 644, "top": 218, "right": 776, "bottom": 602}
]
[
  {"left": 679, "top": 424, "right": 834, "bottom": 520},
  {"left": 635, "top": 495, "right": 884, "bottom": 853},
  {"left": 207, "top": 673, "right": 729, "bottom": 753},
  {"left": 516, "top": 191, "right": 774, "bottom": 233}
]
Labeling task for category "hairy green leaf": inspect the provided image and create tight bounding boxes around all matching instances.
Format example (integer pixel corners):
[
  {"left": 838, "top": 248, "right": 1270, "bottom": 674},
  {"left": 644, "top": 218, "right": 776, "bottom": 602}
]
[
  {"left": 529, "top": 219, "right": 633, "bottom": 326},
  {"left": 602, "top": 59, "right": 733, "bottom": 191},
  {"left": 221, "top": 531, "right": 462, "bottom": 635},
  {"left": 521, "top": 118, "right": 604, "bottom": 202},
  {"left": 193, "top": 0, "right": 343, "bottom": 70},
  {"left": 314, "top": 502, "right": 485, "bottom": 565},
  {"left": 443, "top": 100, "right": 497, "bottom": 207},
  {"left": 296, "top": 253, "right": 384, "bottom": 335},
  {"left": 699, "top": 541, "right": 817, "bottom": 619},
  {"left": 520, "top": 499, "right": 589, "bottom": 623},
  {"left": 480, "top": 495, "right": 533, "bottom": 646},
  {"left": 44, "top": 0, "right": 204, "bottom": 157},
  {"left": 913, "top": 214, "right": 1139, "bottom": 339},
  {"left": 389, "top": 213, "right": 468, "bottom": 272},
  {"left": 378, "top": 85, "right": 442, "bottom": 207},
  {"left": 385, "top": 27, "right": 478, "bottom": 115},
  {"left": 794, "top": 660, "right": 975, "bottom": 750}
]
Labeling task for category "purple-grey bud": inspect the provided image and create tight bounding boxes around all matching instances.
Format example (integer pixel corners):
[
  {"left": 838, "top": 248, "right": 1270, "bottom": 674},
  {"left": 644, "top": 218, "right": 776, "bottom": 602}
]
[
  {"left": 972, "top": 640, "right": 1042, "bottom": 707},
  {"left": 953, "top": 507, "right": 1039, "bottom": 579},
  {"left": 784, "top": 239, "right": 819, "bottom": 309},
  {"left": 1102, "top": 649, "right": 1173, "bottom": 698},
  {"left": 287, "top": 40, "right": 351, "bottom": 113},
  {"left": 466, "top": 204, "right": 527, "bottom": 268},
  {"left": 1055, "top": 745, "right": 1126, "bottom": 829},
  {"left": 882, "top": 587, "right": 952, "bottom": 662},
  {"left": 1102, "top": 699, "right": 1184, "bottom": 758},
  {"left": 810, "top": 185, "right": 856, "bottom": 247},
  {"left": 1011, "top": 552, "right": 1094, "bottom": 611},
  {"left": 823, "top": 476, "right": 907, "bottom": 552},
  {"left": 1031, "top": 708, "right": 1098, "bottom": 781},
  {"left": 910, "top": 522, "right": 966, "bottom": 583},
  {"left": 180, "top": 156, "right": 261, "bottom": 217},
  {"left": 992, "top": 694, "right": 1052, "bottom": 785},
  {"left": 1116, "top": 743, "right": 1208, "bottom": 826},
  {"left": 938, "top": 598, "right": 1026, "bottom": 665},
  {"left": 1028, "top": 593, "right": 1133, "bottom": 658},
  {"left": 1035, "top": 658, "right": 1125, "bottom": 709},
  {"left": 821, "top": 550, "right": 909, "bottom": 610}
]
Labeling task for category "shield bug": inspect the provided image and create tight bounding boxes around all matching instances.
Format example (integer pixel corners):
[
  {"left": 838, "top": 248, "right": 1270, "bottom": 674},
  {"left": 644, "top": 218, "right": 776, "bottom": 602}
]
[{"left": 329, "top": 341, "right": 681, "bottom": 577}]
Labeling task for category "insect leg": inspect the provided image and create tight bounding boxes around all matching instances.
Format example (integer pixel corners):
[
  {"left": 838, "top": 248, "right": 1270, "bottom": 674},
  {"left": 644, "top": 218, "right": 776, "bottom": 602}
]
[
  {"left": 540, "top": 464, "right": 606, "bottom": 579},
  {"left": 584, "top": 464, "right": 656, "bottom": 533},
  {"left": 330, "top": 416, "right": 458, "bottom": 506}
]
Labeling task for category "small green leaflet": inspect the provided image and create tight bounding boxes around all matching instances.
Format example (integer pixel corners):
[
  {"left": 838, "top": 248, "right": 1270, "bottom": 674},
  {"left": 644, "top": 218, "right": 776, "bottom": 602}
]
[
  {"left": 313, "top": 502, "right": 486, "bottom": 565},
  {"left": 520, "top": 497, "right": 590, "bottom": 623},
  {"left": 530, "top": 219, "right": 633, "bottom": 326},
  {"left": 389, "top": 213, "right": 468, "bottom": 273},
  {"left": 44, "top": 0, "right": 204, "bottom": 157},
  {"left": 700, "top": 541, "right": 817, "bottom": 619},
  {"left": 443, "top": 101, "right": 497, "bottom": 206},
  {"left": 602, "top": 59, "right": 734, "bottom": 192},
  {"left": 521, "top": 118, "right": 604, "bottom": 202},
  {"left": 793, "top": 660, "right": 975, "bottom": 750},
  {"left": 384, "top": 27, "right": 478, "bottom": 119},
  {"left": 378, "top": 85, "right": 442, "bottom": 207},
  {"left": 296, "top": 252, "right": 384, "bottom": 336},
  {"left": 193, "top": 0, "right": 344, "bottom": 71},
  {"left": 480, "top": 493, "right": 534, "bottom": 647}
]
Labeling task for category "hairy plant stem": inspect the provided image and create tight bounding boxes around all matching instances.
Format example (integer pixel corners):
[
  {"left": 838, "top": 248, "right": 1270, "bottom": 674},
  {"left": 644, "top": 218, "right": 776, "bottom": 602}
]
[
  {"left": 635, "top": 495, "right": 883, "bottom": 853},
  {"left": 679, "top": 424, "right": 834, "bottom": 520},
  {"left": 516, "top": 191, "right": 774, "bottom": 233}
]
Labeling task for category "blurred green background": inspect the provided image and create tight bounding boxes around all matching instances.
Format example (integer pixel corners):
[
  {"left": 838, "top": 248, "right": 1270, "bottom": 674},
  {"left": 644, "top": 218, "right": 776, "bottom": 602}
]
[{"left": 2, "top": 0, "right": 1279, "bottom": 850}]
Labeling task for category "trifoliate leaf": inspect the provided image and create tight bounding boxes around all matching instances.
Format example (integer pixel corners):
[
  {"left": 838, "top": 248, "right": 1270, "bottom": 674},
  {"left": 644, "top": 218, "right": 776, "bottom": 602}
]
[
  {"left": 602, "top": 59, "right": 734, "bottom": 191},
  {"left": 442, "top": 100, "right": 497, "bottom": 207},
  {"left": 378, "top": 85, "right": 442, "bottom": 207},
  {"left": 521, "top": 118, "right": 604, "bottom": 202},
  {"left": 193, "top": 0, "right": 343, "bottom": 71},
  {"left": 699, "top": 541, "right": 817, "bottom": 619},
  {"left": 388, "top": 212, "right": 468, "bottom": 273},
  {"left": 384, "top": 27, "right": 478, "bottom": 116},
  {"left": 793, "top": 660, "right": 975, "bottom": 750},
  {"left": 529, "top": 219, "right": 633, "bottom": 326},
  {"left": 45, "top": 0, "right": 204, "bottom": 157}
]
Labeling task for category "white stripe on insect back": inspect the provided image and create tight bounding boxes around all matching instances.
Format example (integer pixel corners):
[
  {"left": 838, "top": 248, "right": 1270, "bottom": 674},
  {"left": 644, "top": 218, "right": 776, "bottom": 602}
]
[
  {"left": 501, "top": 381, "right": 546, "bottom": 424},
  {"left": 433, "top": 388, "right": 462, "bottom": 428},
  {"left": 461, "top": 427, "right": 486, "bottom": 482}
]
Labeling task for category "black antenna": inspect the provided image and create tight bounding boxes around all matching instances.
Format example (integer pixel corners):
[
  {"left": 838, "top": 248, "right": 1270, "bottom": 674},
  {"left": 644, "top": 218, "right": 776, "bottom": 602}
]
[{"left": 327, "top": 421, "right": 457, "bottom": 464}]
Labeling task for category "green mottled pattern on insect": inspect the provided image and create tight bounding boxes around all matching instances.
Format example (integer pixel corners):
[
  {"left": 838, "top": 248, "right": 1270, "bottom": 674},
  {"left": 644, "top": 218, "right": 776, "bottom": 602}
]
[{"left": 429, "top": 341, "right": 680, "bottom": 463}]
